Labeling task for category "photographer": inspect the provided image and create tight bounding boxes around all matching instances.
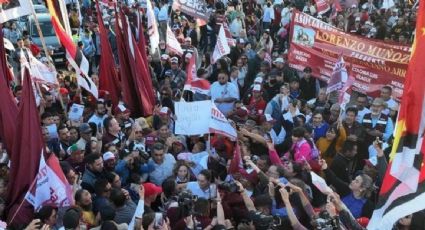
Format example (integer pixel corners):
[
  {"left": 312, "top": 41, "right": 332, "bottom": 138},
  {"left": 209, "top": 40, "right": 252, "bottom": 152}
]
[{"left": 178, "top": 169, "right": 217, "bottom": 200}]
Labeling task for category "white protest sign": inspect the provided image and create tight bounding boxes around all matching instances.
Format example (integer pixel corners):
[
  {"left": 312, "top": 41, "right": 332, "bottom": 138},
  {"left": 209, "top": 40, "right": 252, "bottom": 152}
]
[
  {"left": 310, "top": 171, "right": 333, "bottom": 194},
  {"left": 175, "top": 101, "right": 211, "bottom": 136},
  {"left": 68, "top": 104, "right": 84, "bottom": 121}
]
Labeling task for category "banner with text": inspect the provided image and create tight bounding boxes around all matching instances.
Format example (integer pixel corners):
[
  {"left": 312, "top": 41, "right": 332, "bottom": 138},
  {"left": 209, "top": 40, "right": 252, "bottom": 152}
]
[
  {"left": 172, "top": 0, "right": 211, "bottom": 21},
  {"left": 288, "top": 11, "right": 410, "bottom": 99}
]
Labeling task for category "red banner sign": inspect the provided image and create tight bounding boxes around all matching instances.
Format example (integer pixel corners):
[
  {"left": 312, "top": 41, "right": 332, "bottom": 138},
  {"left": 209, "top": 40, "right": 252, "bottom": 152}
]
[{"left": 288, "top": 11, "right": 411, "bottom": 99}]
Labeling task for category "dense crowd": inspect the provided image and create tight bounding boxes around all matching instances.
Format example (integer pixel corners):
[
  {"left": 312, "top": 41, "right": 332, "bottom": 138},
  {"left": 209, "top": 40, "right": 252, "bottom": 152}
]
[{"left": 0, "top": 0, "right": 423, "bottom": 229}]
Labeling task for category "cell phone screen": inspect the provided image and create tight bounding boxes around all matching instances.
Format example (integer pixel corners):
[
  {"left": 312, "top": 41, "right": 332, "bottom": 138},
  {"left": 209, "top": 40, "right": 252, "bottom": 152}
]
[{"left": 154, "top": 213, "right": 164, "bottom": 228}]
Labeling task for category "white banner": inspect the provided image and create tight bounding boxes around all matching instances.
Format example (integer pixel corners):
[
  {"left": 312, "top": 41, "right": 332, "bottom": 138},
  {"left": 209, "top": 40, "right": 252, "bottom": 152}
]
[
  {"left": 25, "top": 151, "right": 73, "bottom": 210},
  {"left": 0, "top": 0, "right": 32, "bottom": 23},
  {"left": 146, "top": 0, "right": 160, "bottom": 53},
  {"left": 166, "top": 26, "right": 183, "bottom": 56},
  {"left": 211, "top": 25, "right": 230, "bottom": 64},
  {"left": 175, "top": 101, "right": 212, "bottom": 135}
]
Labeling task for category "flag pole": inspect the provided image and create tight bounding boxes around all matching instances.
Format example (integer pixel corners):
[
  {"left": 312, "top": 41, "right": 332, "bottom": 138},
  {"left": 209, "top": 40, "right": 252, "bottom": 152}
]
[{"left": 30, "top": 2, "right": 68, "bottom": 116}]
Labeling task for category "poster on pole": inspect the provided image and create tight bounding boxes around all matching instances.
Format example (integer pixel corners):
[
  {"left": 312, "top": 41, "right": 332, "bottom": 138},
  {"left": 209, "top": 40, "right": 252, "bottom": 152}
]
[
  {"left": 172, "top": 0, "right": 211, "bottom": 21},
  {"left": 175, "top": 101, "right": 212, "bottom": 136}
]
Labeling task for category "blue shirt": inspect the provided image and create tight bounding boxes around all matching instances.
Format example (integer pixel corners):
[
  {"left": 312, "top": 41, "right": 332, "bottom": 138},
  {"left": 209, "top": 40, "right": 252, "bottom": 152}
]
[
  {"left": 186, "top": 182, "right": 217, "bottom": 199},
  {"left": 342, "top": 193, "right": 366, "bottom": 218},
  {"left": 369, "top": 115, "right": 394, "bottom": 142},
  {"left": 148, "top": 154, "right": 176, "bottom": 185},
  {"left": 311, "top": 122, "right": 329, "bottom": 141}
]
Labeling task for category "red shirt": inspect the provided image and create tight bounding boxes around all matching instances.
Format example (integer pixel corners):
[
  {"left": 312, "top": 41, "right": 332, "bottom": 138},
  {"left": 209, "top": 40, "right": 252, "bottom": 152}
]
[{"left": 247, "top": 96, "right": 266, "bottom": 121}]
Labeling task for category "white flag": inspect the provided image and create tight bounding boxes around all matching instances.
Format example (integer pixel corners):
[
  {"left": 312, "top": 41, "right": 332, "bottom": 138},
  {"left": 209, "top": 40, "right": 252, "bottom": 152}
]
[
  {"left": 381, "top": 0, "right": 395, "bottom": 9},
  {"left": 211, "top": 25, "right": 231, "bottom": 64},
  {"left": 25, "top": 151, "right": 73, "bottom": 210},
  {"left": 77, "top": 74, "right": 98, "bottom": 99},
  {"left": 209, "top": 103, "right": 237, "bottom": 140},
  {"left": 27, "top": 53, "right": 58, "bottom": 85},
  {"left": 146, "top": 0, "right": 160, "bottom": 53},
  {"left": 166, "top": 26, "right": 183, "bottom": 56},
  {"left": 0, "top": 0, "right": 32, "bottom": 23}
]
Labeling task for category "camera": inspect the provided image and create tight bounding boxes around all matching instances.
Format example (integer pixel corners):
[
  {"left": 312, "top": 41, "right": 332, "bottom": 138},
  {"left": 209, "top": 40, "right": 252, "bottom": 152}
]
[
  {"left": 251, "top": 212, "right": 283, "bottom": 230},
  {"left": 218, "top": 181, "right": 239, "bottom": 193}
]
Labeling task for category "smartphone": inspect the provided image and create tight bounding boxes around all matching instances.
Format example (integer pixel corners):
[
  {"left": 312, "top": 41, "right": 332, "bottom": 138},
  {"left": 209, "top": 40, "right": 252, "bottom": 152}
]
[{"left": 154, "top": 213, "right": 164, "bottom": 228}]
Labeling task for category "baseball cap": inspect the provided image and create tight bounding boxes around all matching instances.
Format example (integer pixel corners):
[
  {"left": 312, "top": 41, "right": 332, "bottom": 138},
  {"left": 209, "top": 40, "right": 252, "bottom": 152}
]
[
  {"left": 159, "top": 107, "right": 170, "bottom": 115},
  {"left": 143, "top": 182, "right": 163, "bottom": 197},
  {"left": 161, "top": 54, "right": 169, "bottom": 61},
  {"left": 238, "top": 38, "right": 245, "bottom": 44},
  {"left": 254, "top": 76, "right": 263, "bottom": 84},
  {"left": 170, "top": 57, "right": 179, "bottom": 63},
  {"left": 165, "top": 70, "right": 173, "bottom": 77},
  {"left": 79, "top": 123, "right": 92, "bottom": 134},
  {"left": 273, "top": 57, "right": 284, "bottom": 64},
  {"left": 103, "top": 151, "right": 115, "bottom": 161},
  {"left": 252, "top": 84, "right": 262, "bottom": 92},
  {"left": 59, "top": 87, "right": 69, "bottom": 95}
]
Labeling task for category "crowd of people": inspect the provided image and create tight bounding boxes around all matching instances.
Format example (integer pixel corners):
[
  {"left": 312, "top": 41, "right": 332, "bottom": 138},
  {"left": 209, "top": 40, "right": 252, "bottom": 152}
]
[{"left": 0, "top": 0, "right": 423, "bottom": 229}]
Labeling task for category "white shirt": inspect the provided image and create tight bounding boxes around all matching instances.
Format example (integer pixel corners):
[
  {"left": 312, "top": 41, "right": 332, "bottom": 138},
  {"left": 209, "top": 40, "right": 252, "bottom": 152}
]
[
  {"left": 210, "top": 82, "right": 240, "bottom": 116},
  {"left": 357, "top": 107, "right": 371, "bottom": 123},
  {"left": 186, "top": 182, "right": 217, "bottom": 199},
  {"left": 269, "top": 127, "right": 286, "bottom": 145},
  {"left": 383, "top": 98, "right": 398, "bottom": 115},
  {"left": 263, "top": 6, "right": 275, "bottom": 23}
]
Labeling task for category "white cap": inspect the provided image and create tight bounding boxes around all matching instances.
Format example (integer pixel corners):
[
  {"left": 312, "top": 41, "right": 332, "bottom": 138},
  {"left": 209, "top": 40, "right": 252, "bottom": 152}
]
[
  {"left": 253, "top": 84, "right": 262, "bottom": 92},
  {"left": 254, "top": 76, "right": 263, "bottom": 84},
  {"left": 273, "top": 57, "right": 284, "bottom": 64},
  {"left": 355, "top": 17, "right": 361, "bottom": 22},
  {"left": 103, "top": 151, "right": 115, "bottom": 161},
  {"left": 160, "top": 107, "right": 170, "bottom": 115}
]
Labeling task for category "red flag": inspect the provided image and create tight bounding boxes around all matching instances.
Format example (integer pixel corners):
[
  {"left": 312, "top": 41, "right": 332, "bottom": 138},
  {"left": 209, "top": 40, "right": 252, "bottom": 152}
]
[
  {"left": 96, "top": 2, "right": 121, "bottom": 108},
  {"left": 314, "top": 0, "right": 331, "bottom": 15},
  {"left": 0, "top": 25, "right": 18, "bottom": 154},
  {"left": 326, "top": 55, "right": 348, "bottom": 94},
  {"left": 368, "top": 2, "right": 425, "bottom": 229},
  {"left": 117, "top": 12, "right": 155, "bottom": 116},
  {"left": 228, "top": 143, "right": 247, "bottom": 175},
  {"left": 6, "top": 67, "right": 44, "bottom": 225},
  {"left": 115, "top": 13, "right": 141, "bottom": 116},
  {"left": 184, "top": 54, "right": 210, "bottom": 95}
]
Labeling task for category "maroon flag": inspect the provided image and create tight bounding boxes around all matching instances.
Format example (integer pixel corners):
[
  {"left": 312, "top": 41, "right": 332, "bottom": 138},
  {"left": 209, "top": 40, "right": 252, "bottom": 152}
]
[
  {"left": 121, "top": 11, "right": 155, "bottom": 116},
  {"left": 115, "top": 13, "right": 141, "bottom": 116},
  {"left": 0, "top": 26, "right": 18, "bottom": 154},
  {"left": 96, "top": 2, "right": 121, "bottom": 108},
  {"left": 228, "top": 143, "right": 247, "bottom": 175},
  {"left": 6, "top": 67, "right": 44, "bottom": 225}
]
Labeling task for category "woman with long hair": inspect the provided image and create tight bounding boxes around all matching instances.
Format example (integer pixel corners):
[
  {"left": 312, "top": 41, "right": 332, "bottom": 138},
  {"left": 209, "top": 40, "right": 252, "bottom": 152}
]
[{"left": 316, "top": 122, "right": 347, "bottom": 166}]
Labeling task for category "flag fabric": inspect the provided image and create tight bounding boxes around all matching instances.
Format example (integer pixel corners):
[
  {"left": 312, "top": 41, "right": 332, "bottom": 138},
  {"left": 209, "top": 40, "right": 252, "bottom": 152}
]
[
  {"left": 326, "top": 55, "right": 348, "bottom": 94},
  {"left": 314, "top": 0, "right": 330, "bottom": 15},
  {"left": 184, "top": 54, "right": 210, "bottom": 95},
  {"left": 25, "top": 52, "right": 58, "bottom": 86},
  {"left": 6, "top": 67, "right": 44, "bottom": 225},
  {"left": 166, "top": 26, "right": 184, "bottom": 56},
  {"left": 0, "top": 28, "right": 18, "bottom": 156},
  {"left": 211, "top": 25, "right": 231, "bottom": 64},
  {"left": 0, "top": 0, "right": 32, "bottom": 23},
  {"left": 228, "top": 143, "right": 247, "bottom": 175},
  {"left": 209, "top": 103, "right": 238, "bottom": 140},
  {"left": 96, "top": 2, "right": 120, "bottom": 108},
  {"left": 146, "top": 0, "right": 160, "bottom": 53},
  {"left": 119, "top": 11, "right": 155, "bottom": 116},
  {"left": 115, "top": 13, "right": 141, "bottom": 116},
  {"left": 222, "top": 22, "right": 236, "bottom": 47},
  {"left": 25, "top": 152, "right": 73, "bottom": 210},
  {"left": 47, "top": 0, "right": 97, "bottom": 98},
  {"left": 367, "top": 2, "right": 425, "bottom": 229}
]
